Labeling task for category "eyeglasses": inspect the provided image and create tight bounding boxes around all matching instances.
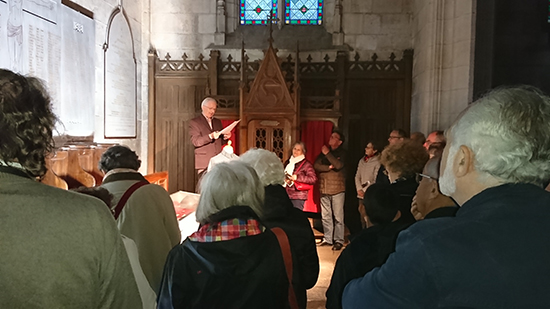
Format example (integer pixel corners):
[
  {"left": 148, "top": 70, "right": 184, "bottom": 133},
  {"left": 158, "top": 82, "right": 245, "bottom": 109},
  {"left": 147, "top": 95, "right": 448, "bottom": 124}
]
[{"left": 415, "top": 173, "right": 438, "bottom": 184}]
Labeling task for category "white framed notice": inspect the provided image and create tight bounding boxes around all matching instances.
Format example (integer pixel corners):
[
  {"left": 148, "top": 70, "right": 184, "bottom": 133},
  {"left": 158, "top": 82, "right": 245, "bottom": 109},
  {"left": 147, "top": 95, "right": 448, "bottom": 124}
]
[{"left": 103, "top": 5, "right": 136, "bottom": 138}]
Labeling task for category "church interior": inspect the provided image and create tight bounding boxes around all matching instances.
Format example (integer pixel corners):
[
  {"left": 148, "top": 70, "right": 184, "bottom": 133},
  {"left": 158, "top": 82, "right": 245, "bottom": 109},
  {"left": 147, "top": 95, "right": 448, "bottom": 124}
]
[{"left": 2, "top": 0, "right": 550, "bottom": 307}]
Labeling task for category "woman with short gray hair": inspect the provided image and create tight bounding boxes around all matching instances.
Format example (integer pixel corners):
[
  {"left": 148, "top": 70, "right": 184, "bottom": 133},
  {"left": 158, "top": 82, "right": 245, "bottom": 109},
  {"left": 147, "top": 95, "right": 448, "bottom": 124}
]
[{"left": 157, "top": 161, "right": 290, "bottom": 309}]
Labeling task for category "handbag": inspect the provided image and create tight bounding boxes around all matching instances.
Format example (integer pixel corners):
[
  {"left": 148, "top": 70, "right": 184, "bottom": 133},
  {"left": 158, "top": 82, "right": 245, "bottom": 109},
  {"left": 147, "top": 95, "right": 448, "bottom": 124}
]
[
  {"left": 271, "top": 227, "right": 299, "bottom": 309},
  {"left": 294, "top": 181, "right": 313, "bottom": 191},
  {"left": 292, "top": 160, "right": 313, "bottom": 191}
]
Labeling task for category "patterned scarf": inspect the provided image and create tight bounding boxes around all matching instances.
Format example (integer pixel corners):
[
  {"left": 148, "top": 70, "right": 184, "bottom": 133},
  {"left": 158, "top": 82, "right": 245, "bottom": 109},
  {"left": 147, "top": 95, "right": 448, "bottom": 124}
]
[{"left": 189, "top": 218, "right": 265, "bottom": 242}]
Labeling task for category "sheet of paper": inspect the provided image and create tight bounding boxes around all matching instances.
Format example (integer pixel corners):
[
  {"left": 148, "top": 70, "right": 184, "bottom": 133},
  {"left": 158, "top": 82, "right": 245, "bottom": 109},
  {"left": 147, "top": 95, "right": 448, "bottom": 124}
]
[{"left": 219, "top": 120, "right": 241, "bottom": 135}]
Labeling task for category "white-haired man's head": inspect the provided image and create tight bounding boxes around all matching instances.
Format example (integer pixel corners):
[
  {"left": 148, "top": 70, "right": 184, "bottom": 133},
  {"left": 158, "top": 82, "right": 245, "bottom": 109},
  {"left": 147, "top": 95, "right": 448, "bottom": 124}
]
[
  {"left": 201, "top": 97, "right": 217, "bottom": 120},
  {"left": 439, "top": 85, "right": 550, "bottom": 204},
  {"left": 196, "top": 161, "right": 264, "bottom": 224},
  {"left": 239, "top": 148, "right": 285, "bottom": 187}
]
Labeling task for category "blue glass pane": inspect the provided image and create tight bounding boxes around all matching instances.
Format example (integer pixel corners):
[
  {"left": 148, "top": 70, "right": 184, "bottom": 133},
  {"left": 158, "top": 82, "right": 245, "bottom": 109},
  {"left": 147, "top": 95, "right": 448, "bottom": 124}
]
[
  {"left": 240, "top": 0, "right": 278, "bottom": 25},
  {"left": 285, "top": 0, "right": 323, "bottom": 25}
]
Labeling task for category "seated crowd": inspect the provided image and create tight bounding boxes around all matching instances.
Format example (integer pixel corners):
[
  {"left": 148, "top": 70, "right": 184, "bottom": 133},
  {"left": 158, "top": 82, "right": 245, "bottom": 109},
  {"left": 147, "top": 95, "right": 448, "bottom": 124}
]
[{"left": 2, "top": 67, "right": 550, "bottom": 309}]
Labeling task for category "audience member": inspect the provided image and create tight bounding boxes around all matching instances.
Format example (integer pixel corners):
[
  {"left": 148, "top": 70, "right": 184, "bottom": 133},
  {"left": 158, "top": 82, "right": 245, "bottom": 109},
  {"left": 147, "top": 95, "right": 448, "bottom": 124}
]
[
  {"left": 157, "top": 161, "right": 290, "bottom": 308},
  {"left": 99, "top": 145, "right": 181, "bottom": 293},
  {"left": 72, "top": 186, "right": 157, "bottom": 309},
  {"left": 241, "top": 148, "right": 319, "bottom": 308},
  {"left": 376, "top": 129, "right": 409, "bottom": 184},
  {"left": 0, "top": 69, "right": 141, "bottom": 308},
  {"left": 343, "top": 85, "right": 550, "bottom": 308},
  {"left": 410, "top": 131, "right": 426, "bottom": 146},
  {"left": 354, "top": 141, "right": 382, "bottom": 228},
  {"left": 283, "top": 141, "right": 318, "bottom": 211},
  {"left": 410, "top": 155, "right": 458, "bottom": 221},
  {"left": 379, "top": 139, "right": 429, "bottom": 224},
  {"left": 423, "top": 130, "right": 446, "bottom": 151},
  {"left": 427, "top": 142, "right": 445, "bottom": 158},
  {"left": 326, "top": 184, "right": 411, "bottom": 309},
  {"left": 314, "top": 129, "right": 346, "bottom": 250}
]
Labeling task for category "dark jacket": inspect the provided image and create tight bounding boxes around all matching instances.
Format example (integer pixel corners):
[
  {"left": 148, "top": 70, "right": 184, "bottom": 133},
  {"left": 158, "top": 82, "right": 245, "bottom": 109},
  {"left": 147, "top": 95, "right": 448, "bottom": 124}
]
[
  {"left": 390, "top": 177, "right": 418, "bottom": 224},
  {"left": 189, "top": 114, "right": 224, "bottom": 170},
  {"left": 343, "top": 184, "right": 550, "bottom": 308},
  {"left": 424, "top": 206, "right": 458, "bottom": 219},
  {"left": 284, "top": 159, "right": 317, "bottom": 200},
  {"left": 262, "top": 185, "right": 320, "bottom": 309},
  {"left": 314, "top": 147, "right": 346, "bottom": 195},
  {"left": 157, "top": 206, "right": 289, "bottom": 309},
  {"left": 326, "top": 220, "right": 412, "bottom": 309}
]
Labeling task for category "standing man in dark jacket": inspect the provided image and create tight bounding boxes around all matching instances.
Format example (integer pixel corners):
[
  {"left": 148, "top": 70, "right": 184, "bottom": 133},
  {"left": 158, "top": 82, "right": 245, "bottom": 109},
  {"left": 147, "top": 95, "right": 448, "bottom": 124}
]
[
  {"left": 314, "top": 129, "right": 346, "bottom": 251},
  {"left": 189, "top": 98, "right": 230, "bottom": 175},
  {"left": 343, "top": 86, "right": 550, "bottom": 308}
]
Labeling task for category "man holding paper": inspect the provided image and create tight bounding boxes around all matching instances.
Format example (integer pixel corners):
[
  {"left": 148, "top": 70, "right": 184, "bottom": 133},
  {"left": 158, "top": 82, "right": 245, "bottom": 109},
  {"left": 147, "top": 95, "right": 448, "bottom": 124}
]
[{"left": 189, "top": 98, "right": 231, "bottom": 174}]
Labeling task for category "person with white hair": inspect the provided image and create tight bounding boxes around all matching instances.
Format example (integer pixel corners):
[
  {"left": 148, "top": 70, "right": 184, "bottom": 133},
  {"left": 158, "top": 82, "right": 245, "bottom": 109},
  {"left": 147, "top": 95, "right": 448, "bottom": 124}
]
[
  {"left": 189, "top": 97, "right": 231, "bottom": 175},
  {"left": 343, "top": 85, "right": 550, "bottom": 308},
  {"left": 156, "top": 161, "right": 290, "bottom": 308},
  {"left": 240, "top": 148, "right": 320, "bottom": 309}
]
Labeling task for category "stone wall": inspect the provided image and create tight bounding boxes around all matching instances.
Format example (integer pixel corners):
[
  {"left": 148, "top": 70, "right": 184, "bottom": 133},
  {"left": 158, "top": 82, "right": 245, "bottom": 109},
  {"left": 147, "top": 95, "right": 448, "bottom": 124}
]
[
  {"left": 73, "top": 0, "right": 149, "bottom": 172},
  {"left": 150, "top": 0, "right": 413, "bottom": 61},
  {"left": 342, "top": 0, "right": 413, "bottom": 59},
  {"left": 411, "top": 0, "right": 475, "bottom": 134}
]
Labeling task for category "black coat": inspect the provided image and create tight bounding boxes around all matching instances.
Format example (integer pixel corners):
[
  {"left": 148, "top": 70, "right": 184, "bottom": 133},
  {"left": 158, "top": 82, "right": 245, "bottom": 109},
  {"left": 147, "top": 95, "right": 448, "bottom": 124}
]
[
  {"left": 390, "top": 177, "right": 419, "bottom": 224},
  {"left": 325, "top": 220, "right": 411, "bottom": 309},
  {"left": 157, "top": 206, "right": 289, "bottom": 309},
  {"left": 262, "top": 185, "right": 320, "bottom": 309}
]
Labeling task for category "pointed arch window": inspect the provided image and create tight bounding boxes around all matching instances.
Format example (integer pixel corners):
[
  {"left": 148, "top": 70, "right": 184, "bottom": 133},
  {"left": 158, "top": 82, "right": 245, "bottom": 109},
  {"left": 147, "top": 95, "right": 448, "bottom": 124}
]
[
  {"left": 285, "top": 0, "right": 324, "bottom": 25},
  {"left": 240, "top": 0, "right": 278, "bottom": 25}
]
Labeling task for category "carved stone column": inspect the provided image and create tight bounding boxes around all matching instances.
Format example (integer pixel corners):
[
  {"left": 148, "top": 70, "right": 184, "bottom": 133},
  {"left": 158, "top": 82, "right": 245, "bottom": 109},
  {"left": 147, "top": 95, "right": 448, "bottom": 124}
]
[
  {"left": 215, "top": 0, "right": 226, "bottom": 45},
  {"left": 332, "top": 0, "right": 344, "bottom": 45}
]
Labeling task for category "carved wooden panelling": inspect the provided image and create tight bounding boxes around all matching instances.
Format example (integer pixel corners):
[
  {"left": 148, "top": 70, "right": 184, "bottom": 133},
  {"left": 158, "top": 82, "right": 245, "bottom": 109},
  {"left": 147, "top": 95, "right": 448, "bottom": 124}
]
[
  {"left": 149, "top": 48, "right": 413, "bottom": 193},
  {"left": 247, "top": 62, "right": 294, "bottom": 109},
  {"left": 155, "top": 78, "right": 206, "bottom": 192},
  {"left": 272, "top": 128, "right": 285, "bottom": 160}
]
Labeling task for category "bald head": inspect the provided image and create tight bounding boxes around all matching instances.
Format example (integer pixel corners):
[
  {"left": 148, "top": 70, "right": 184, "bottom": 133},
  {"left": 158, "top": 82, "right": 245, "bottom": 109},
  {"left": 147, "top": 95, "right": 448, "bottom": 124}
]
[{"left": 423, "top": 155, "right": 442, "bottom": 179}]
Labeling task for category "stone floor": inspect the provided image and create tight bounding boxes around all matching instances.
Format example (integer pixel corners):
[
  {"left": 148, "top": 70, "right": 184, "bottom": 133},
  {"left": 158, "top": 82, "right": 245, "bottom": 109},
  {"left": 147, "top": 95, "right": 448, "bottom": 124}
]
[
  {"left": 306, "top": 243, "right": 343, "bottom": 308},
  {"left": 306, "top": 225, "right": 345, "bottom": 309}
]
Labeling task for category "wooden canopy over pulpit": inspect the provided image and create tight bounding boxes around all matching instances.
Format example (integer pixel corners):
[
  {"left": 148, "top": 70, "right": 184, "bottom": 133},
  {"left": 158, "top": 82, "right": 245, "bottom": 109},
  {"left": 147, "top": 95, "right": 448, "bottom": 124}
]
[{"left": 239, "top": 41, "right": 299, "bottom": 162}]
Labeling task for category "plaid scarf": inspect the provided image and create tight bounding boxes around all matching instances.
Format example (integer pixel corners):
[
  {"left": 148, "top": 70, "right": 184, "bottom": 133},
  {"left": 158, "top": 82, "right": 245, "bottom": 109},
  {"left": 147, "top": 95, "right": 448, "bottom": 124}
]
[{"left": 189, "top": 218, "right": 265, "bottom": 242}]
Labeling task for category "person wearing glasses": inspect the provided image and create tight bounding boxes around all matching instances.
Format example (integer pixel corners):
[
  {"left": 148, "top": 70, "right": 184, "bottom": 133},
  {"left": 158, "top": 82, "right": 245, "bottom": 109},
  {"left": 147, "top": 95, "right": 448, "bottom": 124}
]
[
  {"left": 314, "top": 129, "right": 346, "bottom": 251},
  {"left": 375, "top": 129, "right": 410, "bottom": 185},
  {"left": 355, "top": 141, "right": 382, "bottom": 228},
  {"left": 343, "top": 86, "right": 550, "bottom": 308},
  {"left": 378, "top": 139, "right": 429, "bottom": 224},
  {"left": 410, "top": 155, "right": 458, "bottom": 221}
]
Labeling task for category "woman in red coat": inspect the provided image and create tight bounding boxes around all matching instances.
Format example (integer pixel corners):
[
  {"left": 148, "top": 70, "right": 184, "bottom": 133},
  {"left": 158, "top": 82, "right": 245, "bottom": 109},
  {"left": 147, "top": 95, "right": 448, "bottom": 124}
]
[{"left": 284, "top": 142, "right": 318, "bottom": 210}]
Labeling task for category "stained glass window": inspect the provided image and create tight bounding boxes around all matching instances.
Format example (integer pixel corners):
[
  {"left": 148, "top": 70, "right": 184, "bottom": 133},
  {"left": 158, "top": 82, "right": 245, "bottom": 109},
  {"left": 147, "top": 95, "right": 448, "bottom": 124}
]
[
  {"left": 240, "top": 0, "right": 278, "bottom": 25},
  {"left": 285, "top": 0, "right": 323, "bottom": 25}
]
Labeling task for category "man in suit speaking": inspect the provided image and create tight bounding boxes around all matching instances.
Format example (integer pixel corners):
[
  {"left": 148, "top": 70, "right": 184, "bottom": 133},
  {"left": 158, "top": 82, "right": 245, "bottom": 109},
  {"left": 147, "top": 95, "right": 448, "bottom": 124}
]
[{"left": 189, "top": 98, "right": 230, "bottom": 175}]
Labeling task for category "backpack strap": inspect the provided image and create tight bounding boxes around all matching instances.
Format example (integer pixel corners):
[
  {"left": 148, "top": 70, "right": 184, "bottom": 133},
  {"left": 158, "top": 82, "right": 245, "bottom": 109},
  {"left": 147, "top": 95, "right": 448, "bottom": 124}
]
[
  {"left": 113, "top": 181, "right": 148, "bottom": 220},
  {"left": 271, "top": 227, "right": 299, "bottom": 309}
]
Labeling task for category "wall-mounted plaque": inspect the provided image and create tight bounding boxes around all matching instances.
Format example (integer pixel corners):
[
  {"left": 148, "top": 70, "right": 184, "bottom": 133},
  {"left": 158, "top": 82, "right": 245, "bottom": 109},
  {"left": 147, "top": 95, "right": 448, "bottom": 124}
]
[
  {"left": 0, "top": 0, "right": 95, "bottom": 137},
  {"left": 103, "top": 6, "right": 136, "bottom": 138}
]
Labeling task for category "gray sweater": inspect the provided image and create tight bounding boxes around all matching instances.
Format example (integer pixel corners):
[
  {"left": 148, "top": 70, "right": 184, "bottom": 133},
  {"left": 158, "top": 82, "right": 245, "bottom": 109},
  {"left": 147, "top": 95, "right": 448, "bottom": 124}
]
[{"left": 0, "top": 170, "right": 141, "bottom": 308}]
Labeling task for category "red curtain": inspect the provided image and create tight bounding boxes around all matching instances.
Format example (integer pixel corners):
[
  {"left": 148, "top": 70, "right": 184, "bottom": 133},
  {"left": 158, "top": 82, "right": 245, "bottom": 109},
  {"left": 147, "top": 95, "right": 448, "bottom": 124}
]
[
  {"left": 220, "top": 119, "right": 240, "bottom": 155},
  {"left": 300, "top": 121, "right": 334, "bottom": 213}
]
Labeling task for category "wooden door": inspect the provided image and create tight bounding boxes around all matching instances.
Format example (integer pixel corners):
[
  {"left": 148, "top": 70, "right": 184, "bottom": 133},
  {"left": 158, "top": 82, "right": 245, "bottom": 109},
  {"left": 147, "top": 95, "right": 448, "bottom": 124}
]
[
  {"left": 247, "top": 119, "right": 292, "bottom": 161},
  {"left": 155, "top": 77, "right": 206, "bottom": 193}
]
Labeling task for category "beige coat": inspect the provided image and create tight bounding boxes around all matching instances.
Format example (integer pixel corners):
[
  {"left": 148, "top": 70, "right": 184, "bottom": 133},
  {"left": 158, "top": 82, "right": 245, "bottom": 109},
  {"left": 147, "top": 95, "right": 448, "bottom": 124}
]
[{"left": 101, "top": 173, "right": 181, "bottom": 293}]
